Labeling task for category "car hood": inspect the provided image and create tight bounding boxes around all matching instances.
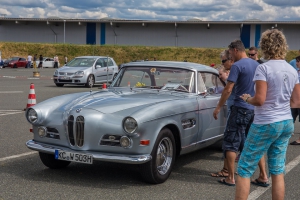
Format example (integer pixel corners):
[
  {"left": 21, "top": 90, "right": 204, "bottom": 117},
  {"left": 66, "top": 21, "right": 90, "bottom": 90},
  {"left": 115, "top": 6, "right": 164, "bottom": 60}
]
[
  {"left": 58, "top": 66, "right": 90, "bottom": 73},
  {"left": 70, "top": 90, "right": 184, "bottom": 114}
]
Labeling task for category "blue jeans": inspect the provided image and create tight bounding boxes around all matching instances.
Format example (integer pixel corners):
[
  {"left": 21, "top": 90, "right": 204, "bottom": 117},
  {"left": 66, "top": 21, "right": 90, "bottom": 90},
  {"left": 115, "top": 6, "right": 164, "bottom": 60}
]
[{"left": 26, "top": 61, "right": 31, "bottom": 68}]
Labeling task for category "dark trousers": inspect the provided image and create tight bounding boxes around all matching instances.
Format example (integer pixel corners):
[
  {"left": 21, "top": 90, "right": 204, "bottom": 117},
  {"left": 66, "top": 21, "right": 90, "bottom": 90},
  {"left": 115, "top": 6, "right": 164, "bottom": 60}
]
[
  {"left": 54, "top": 62, "right": 58, "bottom": 68},
  {"left": 291, "top": 108, "right": 300, "bottom": 123}
]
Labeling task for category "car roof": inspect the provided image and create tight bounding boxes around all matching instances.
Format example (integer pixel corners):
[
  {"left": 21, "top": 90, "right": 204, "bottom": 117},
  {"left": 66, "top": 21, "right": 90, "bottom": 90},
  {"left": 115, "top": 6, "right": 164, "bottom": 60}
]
[
  {"left": 123, "top": 61, "right": 218, "bottom": 74},
  {"left": 75, "top": 56, "right": 113, "bottom": 59}
]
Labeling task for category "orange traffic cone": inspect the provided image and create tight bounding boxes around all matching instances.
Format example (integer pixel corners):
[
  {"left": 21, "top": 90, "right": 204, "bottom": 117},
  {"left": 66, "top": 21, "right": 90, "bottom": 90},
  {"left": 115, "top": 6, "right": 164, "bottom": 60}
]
[
  {"left": 24, "top": 83, "right": 36, "bottom": 110},
  {"left": 102, "top": 83, "right": 107, "bottom": 89}
]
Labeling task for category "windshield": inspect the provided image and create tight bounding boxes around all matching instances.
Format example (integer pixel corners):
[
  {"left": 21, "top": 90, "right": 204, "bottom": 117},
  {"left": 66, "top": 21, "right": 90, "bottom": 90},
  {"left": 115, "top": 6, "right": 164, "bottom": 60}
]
[
  {"left": 11, "top": 57, "right": 19, "bottom": 61},
  {"left": 66, "top": 58, "right": 96, "bottom": 67},
  {"left": 111, "top": 66, "right": 195, "bottom": 93}
]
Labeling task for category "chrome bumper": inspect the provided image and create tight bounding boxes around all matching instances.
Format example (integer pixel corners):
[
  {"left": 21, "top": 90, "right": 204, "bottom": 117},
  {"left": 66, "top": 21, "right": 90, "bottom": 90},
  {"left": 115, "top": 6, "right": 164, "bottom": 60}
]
[{"left": 26, "top": 140, "right": 152, "bottom": 164}]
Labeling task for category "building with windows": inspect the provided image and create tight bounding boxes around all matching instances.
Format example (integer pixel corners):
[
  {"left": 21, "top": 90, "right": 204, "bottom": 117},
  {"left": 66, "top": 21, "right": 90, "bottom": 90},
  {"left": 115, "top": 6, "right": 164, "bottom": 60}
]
[{"left": 0, "top": 17, "right": 299, "bottom": 50}]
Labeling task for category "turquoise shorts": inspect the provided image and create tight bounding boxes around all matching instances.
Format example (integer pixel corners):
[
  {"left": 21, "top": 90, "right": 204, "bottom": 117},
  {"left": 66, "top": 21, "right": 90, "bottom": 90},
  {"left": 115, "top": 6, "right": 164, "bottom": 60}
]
[{"left": 237, "top": 119, "right": 293, "bottom": 177}]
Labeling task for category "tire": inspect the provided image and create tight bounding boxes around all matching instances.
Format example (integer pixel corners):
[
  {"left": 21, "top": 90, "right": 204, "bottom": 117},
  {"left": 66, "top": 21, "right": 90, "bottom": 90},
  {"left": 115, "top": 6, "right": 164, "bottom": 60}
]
[
  {"left": 39, "top": 152, "right": 71, "bottom": 169},
  {"left": 13, "top": 64, "right": 17, "bottom": 68},
  {"left": 139, "top": 128, "right": 176, "bottom": 184},
  {"left": 85, "top": 75, "right": 95, "bottom": 88},
  {"left": 55, "top": 83, "right": 64, "bottom": 87}
]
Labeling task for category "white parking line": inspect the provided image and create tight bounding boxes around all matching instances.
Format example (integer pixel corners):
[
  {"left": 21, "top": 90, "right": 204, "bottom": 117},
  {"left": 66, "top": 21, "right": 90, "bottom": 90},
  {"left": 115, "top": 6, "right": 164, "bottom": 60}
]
[
  {"left": 0, "top": 112, "right": 23, "bottom": 116},
  {"left": 248, "top": 154, "right": 300, "bottom": 200},
  {"left": 0, "top": 152, "right": 37, "bottom": 162},
  {"left": 0, "top": 91, "right": 23, "bottom": 93},
  {"left": 0, "top": 110, "right": 23, "bottom": 116}
]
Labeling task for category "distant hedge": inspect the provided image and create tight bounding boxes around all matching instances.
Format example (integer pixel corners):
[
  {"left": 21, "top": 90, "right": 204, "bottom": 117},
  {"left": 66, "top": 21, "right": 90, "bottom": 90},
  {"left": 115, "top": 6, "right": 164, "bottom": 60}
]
[{"left": 0, "top": 42, "right": 298, "bottom": 66}]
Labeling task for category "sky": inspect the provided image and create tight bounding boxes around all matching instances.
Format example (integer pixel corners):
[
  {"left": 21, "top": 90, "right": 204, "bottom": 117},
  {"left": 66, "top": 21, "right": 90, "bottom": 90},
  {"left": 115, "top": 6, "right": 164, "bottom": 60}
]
[{"left": 0, "top": 0, "right": 300, "bottom": 21}]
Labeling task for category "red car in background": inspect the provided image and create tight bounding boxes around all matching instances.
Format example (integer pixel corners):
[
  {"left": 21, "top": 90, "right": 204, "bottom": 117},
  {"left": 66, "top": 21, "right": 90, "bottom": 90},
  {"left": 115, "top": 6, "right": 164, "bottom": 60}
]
[{"left": 7, "top": 57, "right": 28, "bottom": 68}]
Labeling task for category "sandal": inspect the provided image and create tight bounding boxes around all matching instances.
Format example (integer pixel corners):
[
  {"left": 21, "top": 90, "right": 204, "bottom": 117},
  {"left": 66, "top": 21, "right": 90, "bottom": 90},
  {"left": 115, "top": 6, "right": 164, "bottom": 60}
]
[{"left": 211, "top": 168, "right": 229, "bottom": 177}]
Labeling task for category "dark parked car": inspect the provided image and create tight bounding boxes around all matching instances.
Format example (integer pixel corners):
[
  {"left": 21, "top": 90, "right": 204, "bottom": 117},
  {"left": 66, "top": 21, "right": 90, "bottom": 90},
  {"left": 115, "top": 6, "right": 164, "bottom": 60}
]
[
  {"left": 2, "top": 57, "right": 14, "bottom": 68},
  {"left": 7, "top": 57, "right": 28, "bottom": 68}
]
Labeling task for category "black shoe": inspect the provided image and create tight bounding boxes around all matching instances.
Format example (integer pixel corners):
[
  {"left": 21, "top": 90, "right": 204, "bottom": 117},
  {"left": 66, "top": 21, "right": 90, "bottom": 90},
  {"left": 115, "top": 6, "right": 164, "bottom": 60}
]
[{"left": 290, "top": 141, "right": 300, "bottom": 145}]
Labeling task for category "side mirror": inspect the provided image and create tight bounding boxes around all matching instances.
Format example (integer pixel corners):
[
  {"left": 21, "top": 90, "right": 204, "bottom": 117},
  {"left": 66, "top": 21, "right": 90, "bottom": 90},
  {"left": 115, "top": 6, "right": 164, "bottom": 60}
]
[{"left": 96, "top": 65, "right": 101, "bottom": 68}]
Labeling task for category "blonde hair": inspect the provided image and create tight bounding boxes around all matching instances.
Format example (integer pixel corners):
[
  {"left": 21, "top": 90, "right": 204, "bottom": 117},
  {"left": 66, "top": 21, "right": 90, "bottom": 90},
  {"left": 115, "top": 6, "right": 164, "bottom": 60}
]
[
  {"left": 259, "top": 29, "right": 288, "bottom": 60},
  {"left": 216, "top": 65, "right": 229, "bottom": 73}
]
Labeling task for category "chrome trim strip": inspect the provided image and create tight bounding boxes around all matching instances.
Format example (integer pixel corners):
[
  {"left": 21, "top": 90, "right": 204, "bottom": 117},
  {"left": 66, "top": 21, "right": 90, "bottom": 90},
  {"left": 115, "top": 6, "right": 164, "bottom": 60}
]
[
  {"left": 26, "top": 140, "right": 152, "bottom": 164},
  {"left": 181, "top": 134, "right": 223, "bottom": 149}
]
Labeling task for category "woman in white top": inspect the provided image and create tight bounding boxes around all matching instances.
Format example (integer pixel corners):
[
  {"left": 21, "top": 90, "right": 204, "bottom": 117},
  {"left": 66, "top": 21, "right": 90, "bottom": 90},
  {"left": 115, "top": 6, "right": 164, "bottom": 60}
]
[{"left": 235, "top": 29, "right": 299, "bottom": 200}]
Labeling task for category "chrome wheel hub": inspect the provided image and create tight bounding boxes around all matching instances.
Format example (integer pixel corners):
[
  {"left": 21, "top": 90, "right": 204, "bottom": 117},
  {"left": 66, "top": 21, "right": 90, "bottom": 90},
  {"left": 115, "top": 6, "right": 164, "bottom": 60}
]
[{"left": 156, "top": 137, "right": 173, "bottom": 175}]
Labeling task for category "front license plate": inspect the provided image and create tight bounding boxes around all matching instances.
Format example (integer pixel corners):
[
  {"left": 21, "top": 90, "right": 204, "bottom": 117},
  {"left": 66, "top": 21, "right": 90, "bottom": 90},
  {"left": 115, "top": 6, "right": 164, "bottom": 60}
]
[
  {"left": 55, "top": 150, "right": 93, "bottom": 164},
  {"left": 59, "top": 76, "right": 69, "bottom": 80}
]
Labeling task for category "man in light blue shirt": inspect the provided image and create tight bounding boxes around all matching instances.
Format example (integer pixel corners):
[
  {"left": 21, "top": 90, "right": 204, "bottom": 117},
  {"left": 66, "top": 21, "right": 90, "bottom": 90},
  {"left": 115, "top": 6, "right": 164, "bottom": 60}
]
[{"left": 289, "top": 49, "right": 300, "bottom": 71}]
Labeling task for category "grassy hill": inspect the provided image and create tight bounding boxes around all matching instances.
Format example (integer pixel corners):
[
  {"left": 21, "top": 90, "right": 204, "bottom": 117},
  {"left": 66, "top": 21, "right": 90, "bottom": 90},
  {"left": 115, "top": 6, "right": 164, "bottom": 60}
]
[{"left": 0, "top": 42, "right": 298, "bottom": 66}]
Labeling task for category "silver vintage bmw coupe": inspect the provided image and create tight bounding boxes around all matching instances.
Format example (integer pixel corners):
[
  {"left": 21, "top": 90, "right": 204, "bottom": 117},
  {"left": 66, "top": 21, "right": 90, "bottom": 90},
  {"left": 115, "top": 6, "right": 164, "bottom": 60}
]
[{"left": 26, "top": 61, "right": 228, "bottom": 184}]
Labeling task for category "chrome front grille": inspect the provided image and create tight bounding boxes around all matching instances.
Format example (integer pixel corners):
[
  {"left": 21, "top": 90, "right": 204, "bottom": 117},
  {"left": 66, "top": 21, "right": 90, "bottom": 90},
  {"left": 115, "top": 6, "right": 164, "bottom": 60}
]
[
  {"left": 67, "top": 115, "right": 85, "bottom": 147},
  {"left": 75, "top": 116, "right": 84, "bottom": 147},
  {"left": 59, "top": 72, "right": 74, "bottom": 76}
]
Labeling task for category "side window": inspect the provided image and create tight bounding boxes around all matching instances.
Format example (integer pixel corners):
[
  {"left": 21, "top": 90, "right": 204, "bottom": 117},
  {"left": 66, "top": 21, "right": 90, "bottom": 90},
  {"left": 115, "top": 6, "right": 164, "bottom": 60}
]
[
  {"left": 108, "top": 59, "right": 114, "bottom": 66},
  {"left": 198, "top": 72, "right": 224, "bottom": 94},
  {"left": 96, "top": 59, "right": 104, "bottom": 67},
  {"left": 197, "top": 72, "right": 206, "bottom": 93}
]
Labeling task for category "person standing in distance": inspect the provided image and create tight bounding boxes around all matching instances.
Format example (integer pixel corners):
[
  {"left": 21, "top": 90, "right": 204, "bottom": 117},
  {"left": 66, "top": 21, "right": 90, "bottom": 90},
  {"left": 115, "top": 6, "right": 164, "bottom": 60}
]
[
  {"left": 27, "top": 54, "right": 32, "bottom": 68},
  {"left": 64, "top": 55, "right": 68, "bottom": 65},
  {"left": 38, "top": 55, "right": 43, "bottom": 68},
  {"left": 248, "top": 47, "right": 264, "bottom": 64},
  {"left": 54, "top": 55, "right": 59, "bottom": 68},
  {"left": 33, "top": 54, "right": 37, "bottom": 69}
]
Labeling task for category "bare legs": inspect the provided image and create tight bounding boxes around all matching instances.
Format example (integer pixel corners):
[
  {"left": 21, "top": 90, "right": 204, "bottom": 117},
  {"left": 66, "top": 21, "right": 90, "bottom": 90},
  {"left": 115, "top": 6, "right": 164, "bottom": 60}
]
[
  {"left": 235, "top": 174, "right": 284, "bottom": 200},
  {"left": 258, "top": 156, "right": 268, "bottom": 182}
]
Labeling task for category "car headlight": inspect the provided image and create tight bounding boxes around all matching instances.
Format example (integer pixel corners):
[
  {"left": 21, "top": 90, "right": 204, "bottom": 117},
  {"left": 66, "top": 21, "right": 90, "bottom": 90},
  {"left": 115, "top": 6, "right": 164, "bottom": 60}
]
[
  {"left": 27, "top": 108, "right": 38, "bottom": 124},
  {"left": 123, "top": 117, "right": 138, "bottom": 135},
  {"left": 74, "top": 71, "right": 84, "bottom": 75},
  {"left": 37, "top": 127, "right": 47, "bottom": 138},
  {"left": 54, "top": 70, "right": 58, "bottom": 75},
  {"left": 120, "top": 136, "right": 132, "bottom": 148}
]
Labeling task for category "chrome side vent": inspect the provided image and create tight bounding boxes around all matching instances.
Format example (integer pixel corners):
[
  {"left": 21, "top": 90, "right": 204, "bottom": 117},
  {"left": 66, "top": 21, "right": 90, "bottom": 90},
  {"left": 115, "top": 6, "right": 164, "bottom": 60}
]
[
  {"left": 68, "top": 115, "right": 75, "bottom": 145},
  {"left": 46, "top": 127, "right": 60, "bottom": 139},
  {"left": 75, "top": 116, "right": 85, "bottom": 147},
  {"left": 100, "top": 135, "right": 122, "bottom": 147}
]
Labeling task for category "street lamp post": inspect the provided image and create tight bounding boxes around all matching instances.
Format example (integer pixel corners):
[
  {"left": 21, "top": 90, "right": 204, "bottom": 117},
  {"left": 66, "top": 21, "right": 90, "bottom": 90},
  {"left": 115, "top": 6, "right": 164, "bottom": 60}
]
[{"left": 63, "top": 20, "right": 66, "bottom": 43}]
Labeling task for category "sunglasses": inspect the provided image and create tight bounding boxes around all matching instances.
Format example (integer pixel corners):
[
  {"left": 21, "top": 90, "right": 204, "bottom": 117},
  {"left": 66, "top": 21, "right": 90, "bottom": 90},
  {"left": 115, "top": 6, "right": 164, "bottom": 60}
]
[
  {"left": 221, "top": 59, "right": 228, "bottom": 64},
  {"left": 248, "top": 53, "right": 256, "bottom": 56}
]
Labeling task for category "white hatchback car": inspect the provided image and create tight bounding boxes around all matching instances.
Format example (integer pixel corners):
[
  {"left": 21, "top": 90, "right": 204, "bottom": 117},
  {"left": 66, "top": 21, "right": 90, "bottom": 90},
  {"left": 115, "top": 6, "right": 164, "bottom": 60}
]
[
  {"left": 53, "top": 56, "right": 119, "bottom": 87},
  {"left": 31, "top": 57, "right": 60, "bottom": 68}
]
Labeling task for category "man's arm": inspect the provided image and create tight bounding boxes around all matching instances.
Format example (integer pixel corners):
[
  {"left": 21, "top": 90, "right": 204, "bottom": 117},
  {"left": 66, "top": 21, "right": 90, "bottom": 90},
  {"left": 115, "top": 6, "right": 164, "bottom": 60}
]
[
  {"left": 213, "top": 81, "right": 235, "bottom": 119},
  {"left": 291, "top": 84, "right": 300, "bottom": 108}
]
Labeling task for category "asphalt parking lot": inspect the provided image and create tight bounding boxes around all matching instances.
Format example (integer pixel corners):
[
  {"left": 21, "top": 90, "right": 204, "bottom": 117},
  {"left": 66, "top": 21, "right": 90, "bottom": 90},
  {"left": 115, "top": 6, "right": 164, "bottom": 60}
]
[{"left": 1, "top": 68, "right": 300, "bottom": 200}]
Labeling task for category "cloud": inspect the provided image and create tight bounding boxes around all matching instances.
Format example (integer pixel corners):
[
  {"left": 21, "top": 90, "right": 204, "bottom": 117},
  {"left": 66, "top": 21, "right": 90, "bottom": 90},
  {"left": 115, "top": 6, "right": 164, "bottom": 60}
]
[
  {"left": 263, "top": 0, "right": 300, "bottom": 7},
  {"left": 0, "top": 0, "right": 299, "bottom": 21}
]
